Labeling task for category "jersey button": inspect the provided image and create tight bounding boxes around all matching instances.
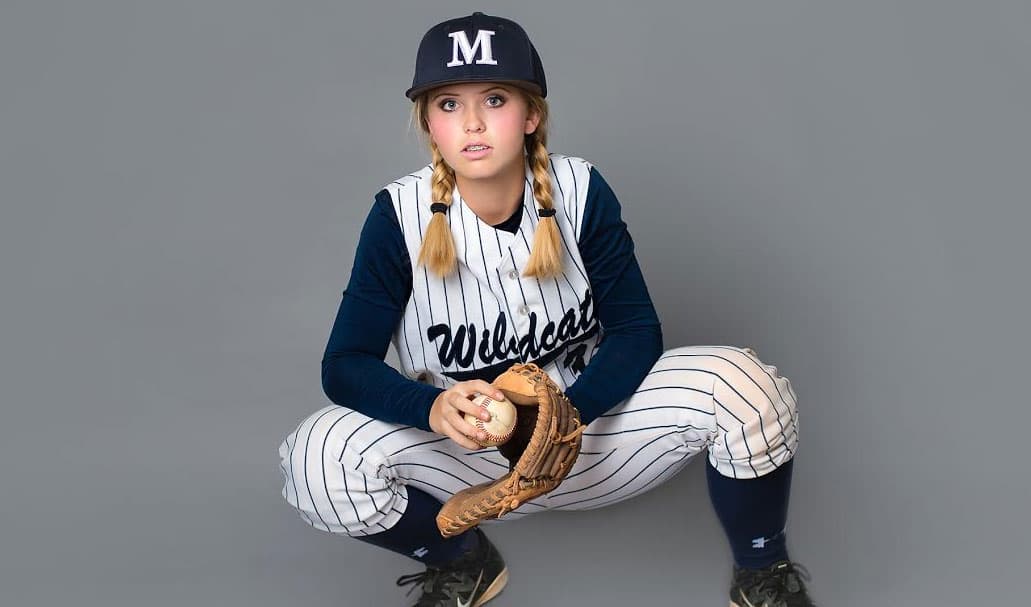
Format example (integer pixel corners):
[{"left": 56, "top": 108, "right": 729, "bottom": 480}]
[
  {"left": 518, "top": 304, "right": 530, "bottom": 315},
  {"left": 508, "top": 270, "right": 518, "bottom": 280}
]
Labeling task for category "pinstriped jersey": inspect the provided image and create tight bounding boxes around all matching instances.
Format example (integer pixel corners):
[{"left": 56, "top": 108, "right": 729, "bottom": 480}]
[{"left": 382, "top": 153, "right": 602, "bottom": 391}]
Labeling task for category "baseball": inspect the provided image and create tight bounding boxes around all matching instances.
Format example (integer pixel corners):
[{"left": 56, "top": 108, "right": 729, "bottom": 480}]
[{"left": 465, "top": 393, "right": 517, "bottom": 447}]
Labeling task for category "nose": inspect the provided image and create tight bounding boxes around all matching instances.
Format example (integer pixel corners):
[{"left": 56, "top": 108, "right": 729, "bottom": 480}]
[{"left": 463, "top": 107, "right": 485, "bottom": 133}]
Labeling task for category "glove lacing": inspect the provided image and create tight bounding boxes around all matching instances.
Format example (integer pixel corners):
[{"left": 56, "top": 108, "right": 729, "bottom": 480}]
[{"left": 495, "top": 422, "right": 587, "bottom": 517}]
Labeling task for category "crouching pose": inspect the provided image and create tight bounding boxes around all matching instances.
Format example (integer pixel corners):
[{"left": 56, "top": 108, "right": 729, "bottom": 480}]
[{"left": 280, "top": 11, "right": 817, "bottom": 607}]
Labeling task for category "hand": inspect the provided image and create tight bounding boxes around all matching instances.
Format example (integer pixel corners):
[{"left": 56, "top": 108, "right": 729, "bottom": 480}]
[
  {"left": 434, "top": 362, "right": 586, "bottom": 538},
  {"left": 429, "top": 380, "right": 507, "bottom": 450}
]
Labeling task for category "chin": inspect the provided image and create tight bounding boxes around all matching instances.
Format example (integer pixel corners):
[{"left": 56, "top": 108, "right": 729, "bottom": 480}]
[
  {"left": 458, "top": 163, "right": 502, "bottom": 180},
  {"left": 460, "top": 155, "right": 522, "bottom": 179}
]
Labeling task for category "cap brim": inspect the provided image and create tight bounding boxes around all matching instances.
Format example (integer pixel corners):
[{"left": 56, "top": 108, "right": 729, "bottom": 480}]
[{"left": 405, "top": 77, "right": 544, "bottom": 101}]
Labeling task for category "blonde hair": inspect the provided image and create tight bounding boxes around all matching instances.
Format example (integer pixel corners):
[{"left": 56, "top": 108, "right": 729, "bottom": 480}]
[{"left": 409, "top": 88, "right": 563, "bottom": 279}]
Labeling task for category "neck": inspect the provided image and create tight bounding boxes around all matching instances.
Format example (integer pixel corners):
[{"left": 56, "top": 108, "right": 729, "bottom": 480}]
[{"left": 455, "top": 158, "right": 526, "bottom": 225}]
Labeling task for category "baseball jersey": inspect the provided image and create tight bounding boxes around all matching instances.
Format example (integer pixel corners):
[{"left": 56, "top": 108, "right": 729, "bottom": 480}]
[{"left": 322, "top": 154, "right": 663, "bottom": 431}]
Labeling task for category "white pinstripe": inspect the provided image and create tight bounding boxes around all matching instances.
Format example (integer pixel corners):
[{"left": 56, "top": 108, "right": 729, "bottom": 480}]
[{"left": 278, "top": 345, "right": 799, "bottom": 536}]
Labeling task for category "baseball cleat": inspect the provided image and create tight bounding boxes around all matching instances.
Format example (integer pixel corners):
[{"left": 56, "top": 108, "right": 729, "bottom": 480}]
[
  {"left": 395, "top": 527, "right": 508, "bottom": 606},
  {"left": 729, "top": 560, "right": 816, "bottom": 607}
]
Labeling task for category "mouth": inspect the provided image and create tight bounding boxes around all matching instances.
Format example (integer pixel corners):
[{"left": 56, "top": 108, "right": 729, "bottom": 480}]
[{"left": 461, "top": 144, "right": 492, "bottom": 159}]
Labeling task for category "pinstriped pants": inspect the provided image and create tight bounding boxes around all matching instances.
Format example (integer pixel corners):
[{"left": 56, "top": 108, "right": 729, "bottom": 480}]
[{"left": 278, "top": 345, "right": 799, "bottom": 536}]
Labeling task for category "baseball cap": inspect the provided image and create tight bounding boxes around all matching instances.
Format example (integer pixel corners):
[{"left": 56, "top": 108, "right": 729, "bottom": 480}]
[{"left": 405, "top": 12, "right": 547, "bottom": 100}]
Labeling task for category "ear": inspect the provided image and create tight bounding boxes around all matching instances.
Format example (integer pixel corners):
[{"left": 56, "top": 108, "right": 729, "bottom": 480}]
[{"left": 524, "top": 108, "right": 541, "bottom": 135}]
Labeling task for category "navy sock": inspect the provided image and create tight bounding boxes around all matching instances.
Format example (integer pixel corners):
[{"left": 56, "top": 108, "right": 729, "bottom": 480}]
[
  {"left": 351, "top": 485, "right": 478, "bottom": 567},
  {"left": 705, "top": 458, "right": 794, "bottom": 570}
]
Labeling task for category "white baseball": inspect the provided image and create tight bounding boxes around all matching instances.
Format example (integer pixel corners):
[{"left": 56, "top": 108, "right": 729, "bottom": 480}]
[{"left": 465, "top": 393, "right": 517, "bottom": 447}]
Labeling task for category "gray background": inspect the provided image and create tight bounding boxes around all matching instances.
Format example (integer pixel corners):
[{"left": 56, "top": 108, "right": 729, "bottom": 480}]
[{"left": 2, "top": 1, "right": 1028, "bottom": 605}]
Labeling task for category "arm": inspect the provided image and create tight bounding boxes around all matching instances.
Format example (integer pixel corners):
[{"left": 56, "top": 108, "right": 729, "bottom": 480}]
[
  {"left": 320, "top": 189, "right": 443, "bottom": 431},
  {"left": 563, "top": 167, "right": 664, "bottom": 425}
]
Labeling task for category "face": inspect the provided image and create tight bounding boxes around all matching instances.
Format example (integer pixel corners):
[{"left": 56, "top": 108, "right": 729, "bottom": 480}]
[{"left": 424, "top": 82, "right": 540, "bottom": 183}]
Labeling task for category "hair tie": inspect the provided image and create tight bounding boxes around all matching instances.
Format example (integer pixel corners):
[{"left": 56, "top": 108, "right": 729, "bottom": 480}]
[
  {"left": 430, "top": 202, "right": 448, "bottom": 214},
  {"left": 538, "top": 208, "right": 556, "bottom": 218}
]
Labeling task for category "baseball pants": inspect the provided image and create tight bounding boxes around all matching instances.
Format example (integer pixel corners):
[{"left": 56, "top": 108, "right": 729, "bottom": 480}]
[{"left": 278, "top": 345, "right": 799, "bottom": 536}]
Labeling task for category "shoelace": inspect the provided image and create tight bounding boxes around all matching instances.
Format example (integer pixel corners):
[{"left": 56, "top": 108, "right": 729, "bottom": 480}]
[
  {"left": 748, "top": 561, "right": 813, "bottom": 604},
  {"left": 396, "top": 566, "right": 465, "bottom": 601},
  {"left": 395, "top": 542, "right": 482, "bottom": 603}
]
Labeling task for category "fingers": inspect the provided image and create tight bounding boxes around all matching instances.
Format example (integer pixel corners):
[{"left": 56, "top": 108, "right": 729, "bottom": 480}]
[
  {"left": 430, "top": 381, "right": 507, "bottom": 451},
  {"left": 450, "top": 380, "right": 505, "bottom": 421},
  {"left": 450, "top": 393, "right": 491, "bottom": 422},
  {"left": 441, "top": 417, "right": 485, "bottom": 450},
  {"left": 452, "top": 380, "right": 505, "bottom": 404},
  {"left": 442, "top": 396, "right": 486, "bottom": 441}
]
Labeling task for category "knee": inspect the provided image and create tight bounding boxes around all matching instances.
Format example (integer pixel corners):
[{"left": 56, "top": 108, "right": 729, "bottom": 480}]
[
  {"left": 278, "top": 406, "right": 395, "bottom": 534},
  {"left": 713, "top": 346, "right": 795, "bottom": 409},
  {"left": 707, "top": 346, "right": 798, "bottom": 441},
  {"left": 279, "top": 406, "right": 372, "bottom": 501},
  {"left": 700, "top": 347, "right": 799, "bottom": 476}
]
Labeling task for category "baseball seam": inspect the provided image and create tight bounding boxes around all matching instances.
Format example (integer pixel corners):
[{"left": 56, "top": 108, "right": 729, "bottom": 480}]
[
  {"left": 474, "top": 417, "right": 512, "bottom": 444},
  {"left": 473, "top": 403, "right": 512, "bottom": 444}
]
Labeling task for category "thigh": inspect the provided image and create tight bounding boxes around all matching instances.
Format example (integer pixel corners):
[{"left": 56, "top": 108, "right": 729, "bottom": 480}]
[
  {"left": 527, "top": 346, "right": 724, "bottom": 513},
  {"left": 279, "top": 345, "right": 794, "bottom": 530},
  {"left": 533, "top": 344, "right": 798, "bottom": 511},
  {"left": 279, "top": 404, "right": 559, "bottom": 527}
]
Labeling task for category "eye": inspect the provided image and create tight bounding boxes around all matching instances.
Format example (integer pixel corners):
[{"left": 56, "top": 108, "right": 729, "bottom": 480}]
[
  {"left": 485, "top": 94, "right": 506, "bottom": 107},
  {"left": 438, "top": 99, "right": 458, "bottom": 112}
]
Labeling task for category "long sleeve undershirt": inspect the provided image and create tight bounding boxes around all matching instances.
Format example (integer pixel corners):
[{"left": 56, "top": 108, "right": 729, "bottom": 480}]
[{"left": 320, "top": 167, "right": 663, "bottom": 432}]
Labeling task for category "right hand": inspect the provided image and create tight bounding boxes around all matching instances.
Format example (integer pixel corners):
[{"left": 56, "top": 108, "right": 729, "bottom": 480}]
[{"left": 429, "top": 380, "right": 507, "bottom": 450}]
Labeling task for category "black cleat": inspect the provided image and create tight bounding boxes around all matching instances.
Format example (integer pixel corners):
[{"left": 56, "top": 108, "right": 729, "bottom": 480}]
[
  {"left": 395, "top": 528, "right": 508, "bottom": 607},
  {"left": 729, "top": 560, "right": 816, "bottom": 607}
]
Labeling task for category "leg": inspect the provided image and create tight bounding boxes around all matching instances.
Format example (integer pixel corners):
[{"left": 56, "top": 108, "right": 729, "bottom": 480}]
[
  {"left": 278, "top": 405, "right": 512, "bottom": 604},
  {"left": 697, "top": 345, "right": 799, "bottom": 566},
  {"left": 541, "top": 345, "right": 724, "bottom": 512},
  {"left": 703, "top": 345, "right": 798, "bottom": 479},
  {"left": 546, "top": 344, "right": 810, "bottom": 603},
  {"left": 541, "top": 345, "right": 801, "bottom": 566},
  {"left": 683, "top": 347, "right": 813, "bottom": 606},
  {"left": 278, "top": 403, "right": 515, "bottom": 540}
]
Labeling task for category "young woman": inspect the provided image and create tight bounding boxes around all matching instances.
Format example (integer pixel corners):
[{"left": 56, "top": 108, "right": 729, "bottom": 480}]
[{"left": 280, "top": 12, "right": 817, "bottom": 607}]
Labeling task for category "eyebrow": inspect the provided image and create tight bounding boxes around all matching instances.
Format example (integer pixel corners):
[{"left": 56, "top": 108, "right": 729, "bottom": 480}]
[{"left": 431, "top": 86, "right": 509, "bottom": 101}]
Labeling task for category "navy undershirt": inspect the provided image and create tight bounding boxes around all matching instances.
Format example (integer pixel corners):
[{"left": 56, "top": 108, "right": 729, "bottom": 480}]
[
  {"left": 321, "top": 166, "right": 663, "bottom": 431},
  {"left": 490, "top": 199, "right": 523, "bottom": 232}
]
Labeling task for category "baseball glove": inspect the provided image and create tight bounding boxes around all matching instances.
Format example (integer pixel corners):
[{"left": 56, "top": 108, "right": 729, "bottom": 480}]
[{"left": 435, "top": 362, "right": 587, "bottom": 537}]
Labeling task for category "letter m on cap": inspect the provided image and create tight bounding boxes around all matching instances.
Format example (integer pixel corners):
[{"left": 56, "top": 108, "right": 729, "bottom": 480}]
[{"left": 446, "top": 30, "right": 498, "bottom": 67}]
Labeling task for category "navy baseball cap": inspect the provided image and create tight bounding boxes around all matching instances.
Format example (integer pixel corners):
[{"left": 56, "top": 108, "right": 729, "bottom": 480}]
[{"left": 405, "top": 12, "right": 547, "bottom": 100}]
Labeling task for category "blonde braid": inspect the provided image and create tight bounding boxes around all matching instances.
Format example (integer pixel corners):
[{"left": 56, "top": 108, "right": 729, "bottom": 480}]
[
  {"left": 523, "top": 131, "right": 564, "bottom": 278},
  {"left": 416, "top": 144, "right": 458, "bottom": 277}
]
